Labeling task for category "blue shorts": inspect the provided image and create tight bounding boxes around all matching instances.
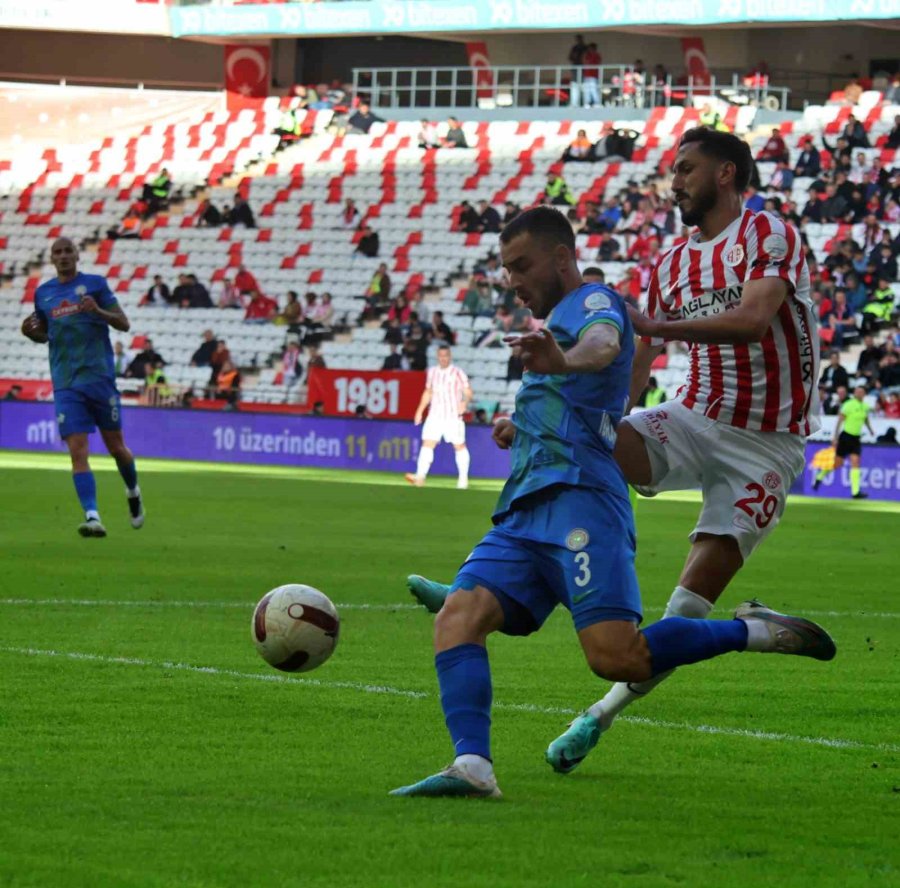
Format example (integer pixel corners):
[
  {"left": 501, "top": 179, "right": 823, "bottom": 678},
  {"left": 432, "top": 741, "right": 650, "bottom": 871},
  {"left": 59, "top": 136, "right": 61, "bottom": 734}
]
[
  {"left": 54, "top": 380, "right": 122, "bottom": 439},
  {"left": 451, "top": 486, "right": 642, "bottom": 636}
]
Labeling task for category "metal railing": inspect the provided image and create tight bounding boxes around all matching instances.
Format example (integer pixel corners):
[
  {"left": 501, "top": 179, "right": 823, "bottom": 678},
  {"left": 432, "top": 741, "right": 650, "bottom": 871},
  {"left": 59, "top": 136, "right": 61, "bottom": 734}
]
[{"left": 352, "top": 65, "right": 791, "bottom": 113}]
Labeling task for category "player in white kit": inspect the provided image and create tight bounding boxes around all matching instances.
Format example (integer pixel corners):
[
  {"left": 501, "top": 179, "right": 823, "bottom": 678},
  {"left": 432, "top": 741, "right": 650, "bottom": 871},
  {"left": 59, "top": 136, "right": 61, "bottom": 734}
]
[
  {"left": 543, "top": 125, "right": 822, "bottom": 771},
  {"left": 405, "top": 345, "right": 474, "bottom": 489}
]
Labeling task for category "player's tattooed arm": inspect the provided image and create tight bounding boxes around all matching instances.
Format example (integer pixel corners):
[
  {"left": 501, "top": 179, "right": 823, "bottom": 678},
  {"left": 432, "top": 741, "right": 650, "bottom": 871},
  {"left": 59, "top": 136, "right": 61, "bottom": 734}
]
[
  {"left": 629, "top": 278, "right": 789, "bottom": 345},
  {"left": 79, "top": 296, "right": 131, "bottom": 332},
  {"left": 506, "top": 323, "right": 620, "bottom": 375}
]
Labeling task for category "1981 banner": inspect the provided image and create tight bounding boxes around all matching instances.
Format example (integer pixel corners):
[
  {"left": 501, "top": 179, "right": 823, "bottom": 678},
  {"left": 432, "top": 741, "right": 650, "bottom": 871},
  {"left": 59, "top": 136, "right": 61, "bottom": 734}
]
[{"left": 306, "top": 368, "right": 426, "bottom": 419}]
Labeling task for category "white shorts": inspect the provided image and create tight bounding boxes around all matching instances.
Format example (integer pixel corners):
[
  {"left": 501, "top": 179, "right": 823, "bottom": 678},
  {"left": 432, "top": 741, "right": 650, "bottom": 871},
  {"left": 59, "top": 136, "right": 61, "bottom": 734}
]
[
  {"left": 421, "top": 414, "right": 466, "bottom": 446},
  {"left": 622, "top": 400, "right": 805, "bottom": 561}
]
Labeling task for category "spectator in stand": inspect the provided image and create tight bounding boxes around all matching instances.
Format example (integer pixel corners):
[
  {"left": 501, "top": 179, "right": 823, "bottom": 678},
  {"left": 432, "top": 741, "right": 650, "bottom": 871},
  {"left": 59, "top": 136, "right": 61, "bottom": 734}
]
[
  {"left": 171, "top": 274, "right": 192, "bottom": 307},
  {"left": 244, "top": 290, "right": 278, "bottom": 324},
  {"left": 214, "top": 276, "right": 242, "bottom": 309},
  {"left": 191, "top": 330, "right": 218, "bottom": 367},
  {"left": 385, "top": 294, "right": 412, "bottom": 327},
  {"left": 698, "top": 104, "right": 729, "bottom": 132},
  {"left": 473, "top": 408, "right": 491, "bottom": 425},
  {"left": 820, "top": 183, "right": 849, "bottom": 222},
  {"left": 234, "top": 266, "right": 259, "bottom": 297},
  {"left": 279, "top": 291, "right": 303, "bottom": 328},
  {"left": 886, "top": 115, "right": 900, "bottom": 150},
  {"left": 226, "top": 194, "right": 256, "bottom": 229},
  {"left": 2, "top": 383, "right": 23, "bottom": 400},
  {"left": 873, "top": 244, "right": 898, "bottom": 282},
  {"left": 341, "top": 198, "right": 360, "bottom": 230},
  {"left": 857, "top": 333, "right": 885, "bottom": 386},
  {"left": 354, "top": 225, "right": 380, "bottom": 258},
  {"left": 140, "top": 274, "right": 170, "bottom": 307},
  {"left": 312, "top": 292, "right": 335, "bottom": 327},
  {"left": 502, "top": 201, "right": 521, "bottom": 227},
  {"left": 185, "top": 274, "right": 213, "bottom": 309},
  {"left": 842, "top": 77, "right": 864, "bottom": 106},
  {"left": 822, "top": 384, "right": 848, "bottom": 416},
  {"left": 360, "top": 264, "right": 392, "bottom": 321},
  {"left": 125, "top": 339, "right": 165, "bottom": 380},
  {"left": 108, "top": 208, "right": 142, "bottom": 240},
  {"left": 455, "top": 200, "right": 479, "bottom": 233},
  {"left": 462, "top": 277, "right": 495, "bottom": 317},
  {"left": 820, "top": 350, "right": 850, "bottom": 393},
  {"left": 843, "top": 272, "right": 868, "bottom": 313},
  {"left": 794, "top": 136, "right": 821, "bottom": 178},
  {"left": 347, "top": 102, "right": 382, "bottom": 135},
  {"left": 429, "top": 310, "right": 454, "bottom": 345},
  {"left": 197, "top": 199, "right": 223, "bottom": 228},
  {"left": 282, "top": 340, "right": 303, "bottom": 386},
  {"left": 442, "top": 117, "right": 468, "bottom": 149},
  {"left": 211, "top": 359, "right": 241, "bottom": 408},
  {"left": 562, "top": 129, "right": 594, "bottom": 162},
  {"left": 418, "top": 119, "right": 440, "bottom": 149},
  {"left": 638, "top": 375, "right": 667, "bottom": 408},
  {"left": 141, "top": 168, "right": 171, "bottom": 213},
  {"left": 743, "top": 184, "right": 765, "bottom": 213},
  {"left": 112, "top": 341, "right": 129, "bottom": 377},
  {"left": 756, "top": 127, "right": 788, "bottom": 163},
  {"left": 862, "top": 277, "right": 896, "bottom": 333},
  {"left": 209, "top": 339, "right": 231, "bottom": 378},
  {"left": 580, "top": 42, "right": 601, "bottom": 108},
  {"left": 827, "top": 289, "right": 858, "bottom": 347},
  {"left": 582, "top": 266, "right": 605, "bottom": 284},
  {"left": 651, "top": 64, "right": 669, "bottom": 105},
  {"left": 801, "top": 188, "right": 824, "bottom": 224},
  {"left": 382, "top": 343, "right": 404, "bottom": 371},
  {"left": 841, "top": 115, "right": 870, "bottom": 149},
  {"left": 596, "top": 230, "right": 622, "bottom": 262},
  {"left": 477, "top": 200, "right": 502, "bottom": 233},
  {"left": 401, "top": 332, "right": 427, "bottom": 371},
  {"left": 768, "top": 160, "right": 794, "bottom": 193},
  {"left": 568, "top": 34, "right": 587, "bottom": 73},
  {"left": 543, "top": 171, "right": 575, "bottom": 206},
  {"left": 597, "top": 195, "right": 623, "bottom": 231}
]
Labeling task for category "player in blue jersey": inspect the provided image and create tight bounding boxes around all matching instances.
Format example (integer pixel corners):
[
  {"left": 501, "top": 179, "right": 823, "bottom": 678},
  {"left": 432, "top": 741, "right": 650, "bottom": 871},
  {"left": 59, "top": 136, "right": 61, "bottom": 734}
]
[
  {"left": 390, "top": 207, "right": 834, "bottom": 799},
  {"left": 21, "top": 237, "right": 144, "bottom": 537}
]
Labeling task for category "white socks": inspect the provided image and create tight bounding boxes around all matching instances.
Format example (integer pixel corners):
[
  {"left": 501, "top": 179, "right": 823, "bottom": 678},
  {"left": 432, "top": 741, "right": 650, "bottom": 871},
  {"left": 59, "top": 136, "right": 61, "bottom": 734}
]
[
  {"left": 415, "top": 446, "right": 434, "bottom": 480},
  {"left": 743, "top": 619, "right": 775, "bottom": 652},
  {"left": 455, "top": 448, "right": 470, "bottom": 486},
  {"left": 454, "top": 753, "right": 494, "bottom": 781},
  {"left": 127, "top": 485, "right": 140, "bottom": 498},
  {"left": 85, "top": 509, "right": 100, "bottom": 521},
  {"left": 587, "top": 586, "right": 713, "bottom": 729}
]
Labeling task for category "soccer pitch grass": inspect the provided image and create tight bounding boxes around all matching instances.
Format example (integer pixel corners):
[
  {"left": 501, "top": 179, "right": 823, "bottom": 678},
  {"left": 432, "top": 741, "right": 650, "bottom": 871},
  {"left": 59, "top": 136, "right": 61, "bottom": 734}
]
[{"left": 1, "top": 452, "right": 897, "bottom": 888}]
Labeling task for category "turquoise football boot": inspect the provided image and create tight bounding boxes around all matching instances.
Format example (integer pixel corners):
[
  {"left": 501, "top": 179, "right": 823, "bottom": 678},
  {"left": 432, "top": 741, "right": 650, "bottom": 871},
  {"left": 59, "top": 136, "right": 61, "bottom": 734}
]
[
  {"left": 390, "top": 763, "right": 502, "bottom": 798},
  {"left": 407, "top": 574, "right": 451, "bottom": 614},
  {"left": 545, "top": 713, "right": 603, "bottom": 774}
]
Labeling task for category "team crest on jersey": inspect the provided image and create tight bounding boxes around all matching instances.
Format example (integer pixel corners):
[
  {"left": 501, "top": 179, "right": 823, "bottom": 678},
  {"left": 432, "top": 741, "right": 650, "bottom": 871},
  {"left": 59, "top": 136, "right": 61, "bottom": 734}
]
[
  {"left": 75, "top": 285, "right": 87, "bottom": 297},
  {"left": 566, "top": 529, "right": 589, "bottom": 551},
  {"left": 724, "top": 244, "right": 745, "bottom": 267},
  {"left": 762, "top": 233, "right": 788, "bottom": 261},
  {"left": 763, "top": 471, "right": 782, "bottom": 491},
  {"left": 584, "top": 292, "right": 611, "bottom": 312}
]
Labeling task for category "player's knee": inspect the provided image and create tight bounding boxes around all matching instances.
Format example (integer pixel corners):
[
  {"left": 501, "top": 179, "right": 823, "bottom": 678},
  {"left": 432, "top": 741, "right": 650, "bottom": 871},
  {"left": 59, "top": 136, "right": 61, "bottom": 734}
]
[
  {"left": 583, "top": 643, "right": 650, "bottom": 683},
  {"left": 435, "top": 587, "right": 500, "bottom": 644}
]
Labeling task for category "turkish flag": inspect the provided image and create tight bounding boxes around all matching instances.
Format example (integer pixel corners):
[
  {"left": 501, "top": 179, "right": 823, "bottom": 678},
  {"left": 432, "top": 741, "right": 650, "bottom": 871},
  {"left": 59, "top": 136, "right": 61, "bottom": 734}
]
[
  {"left": 680, "top": 37, "right": 711, "bottom": 88},
  {"left": 466, "top": 42, "right": 494, "bottom": 100},
  {"left": 224, "top": 44, "right": 270, "bottom": 111}
]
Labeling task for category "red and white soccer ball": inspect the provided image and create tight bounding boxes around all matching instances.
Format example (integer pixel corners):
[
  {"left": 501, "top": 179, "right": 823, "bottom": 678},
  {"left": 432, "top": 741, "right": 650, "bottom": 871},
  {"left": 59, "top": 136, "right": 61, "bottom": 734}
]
[{"left": 252, "top": 584, "right": 340, "bottom": 672}]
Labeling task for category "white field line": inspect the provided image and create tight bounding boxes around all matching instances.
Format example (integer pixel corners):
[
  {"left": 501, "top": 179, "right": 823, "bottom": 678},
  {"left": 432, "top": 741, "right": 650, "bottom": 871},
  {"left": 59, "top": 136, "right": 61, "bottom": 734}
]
[
  {"left": 1, "top": 645, "right": 897, "bottom": 755},
  {"left": 0, "top": 598, "right": 898, "bottom": 620}
]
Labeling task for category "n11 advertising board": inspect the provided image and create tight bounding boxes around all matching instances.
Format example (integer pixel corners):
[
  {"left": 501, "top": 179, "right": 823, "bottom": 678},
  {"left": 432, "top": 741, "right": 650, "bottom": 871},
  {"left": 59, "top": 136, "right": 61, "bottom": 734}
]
[
  {"left": 3, "top": 401, "right": 900, "bottom": 500},
  {"left": 306, "top": 368, "right": 425, "bottom": 420},
  {"left": 0, "top": 401, "right": 510, "bottom": 479}
]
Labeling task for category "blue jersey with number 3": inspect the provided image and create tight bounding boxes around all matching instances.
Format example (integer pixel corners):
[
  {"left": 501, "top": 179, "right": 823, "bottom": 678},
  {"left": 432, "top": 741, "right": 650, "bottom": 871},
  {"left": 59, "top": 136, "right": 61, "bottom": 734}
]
[
  {"left": 494, "top": 283, "right": 633, "bottom": 521},
  {"left": 34, "top": 272, "right": 118, "bottom": 391}
]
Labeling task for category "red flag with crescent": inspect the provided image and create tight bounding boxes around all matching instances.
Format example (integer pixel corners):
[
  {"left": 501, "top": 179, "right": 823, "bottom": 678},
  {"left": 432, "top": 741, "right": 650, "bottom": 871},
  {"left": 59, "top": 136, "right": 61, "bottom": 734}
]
[
  {"left": 680, "top": 37, "right": 711, "bottom": 88},
  {"left": 466, "top": 42, "right": 494, "bottom": 100},
  {"left": 224, "top": 44, "right": 271, "bottom": 111}
]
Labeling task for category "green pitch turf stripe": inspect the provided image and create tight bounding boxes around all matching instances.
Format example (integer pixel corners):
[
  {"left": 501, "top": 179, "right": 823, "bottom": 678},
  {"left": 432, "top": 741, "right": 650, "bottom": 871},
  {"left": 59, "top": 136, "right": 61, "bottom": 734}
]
[{"left": 2, "top": 645, "right": 897, "bottom": 755}]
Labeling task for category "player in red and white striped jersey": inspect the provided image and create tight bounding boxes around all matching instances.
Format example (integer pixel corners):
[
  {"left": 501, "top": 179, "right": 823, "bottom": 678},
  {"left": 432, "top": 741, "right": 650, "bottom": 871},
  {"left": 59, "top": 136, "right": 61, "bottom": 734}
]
[
  {"left": 405, "top": 345, "right": 474, "bottom": 489},
  {"left": 546, "top": 127, "right": 823, "bottom": 770}
]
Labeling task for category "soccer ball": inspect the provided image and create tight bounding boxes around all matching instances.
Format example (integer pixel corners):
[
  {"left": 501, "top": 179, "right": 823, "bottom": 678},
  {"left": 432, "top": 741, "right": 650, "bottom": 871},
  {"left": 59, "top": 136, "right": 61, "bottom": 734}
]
[{"left": 251, "top": 584, "right": 340, "bottom": 673}]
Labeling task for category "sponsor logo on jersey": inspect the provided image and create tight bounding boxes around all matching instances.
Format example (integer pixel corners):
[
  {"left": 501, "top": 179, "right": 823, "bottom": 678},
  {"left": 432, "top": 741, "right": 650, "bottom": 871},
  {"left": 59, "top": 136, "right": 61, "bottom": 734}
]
[
  {"left": 681, "top": 284, "right": 743, "bottom": 319},
  {"left": 584, "top": 291, "right": 611, "bottom": 311},
  {"left": 566, "top": 529, "right": 589, "bottom": 551},
  {"left": 762, "top": 233, "right": 788, "bottom": 261},
  {"left": 724, "top": 244, "right": 745, "bottom": 267},
  {"left": 49, "top": 299, "right": 81, "bottom": 319}
]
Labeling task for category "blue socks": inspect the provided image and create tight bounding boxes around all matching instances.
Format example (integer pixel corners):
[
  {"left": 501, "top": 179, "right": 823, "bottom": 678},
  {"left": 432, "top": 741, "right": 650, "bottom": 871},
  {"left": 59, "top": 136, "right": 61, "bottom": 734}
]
[
  {"left": 72, "top": 471, "right": 98, "bottom": 516},
  {"left": 117, "top": 456, "right": 138, "bottom": 493},
  {"left": 643, "top": 617, "right": 749, "bottom": 676},
  {"left": 435, "top": 644, "right": 492, "bottom": 760}
]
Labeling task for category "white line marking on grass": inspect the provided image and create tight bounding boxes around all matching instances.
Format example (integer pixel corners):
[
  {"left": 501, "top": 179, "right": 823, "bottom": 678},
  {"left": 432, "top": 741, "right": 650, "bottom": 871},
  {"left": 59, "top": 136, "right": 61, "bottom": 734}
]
[
  {"left": 1, "top": 599, "right": 898, "bottom": 620},
  {"left": 2, "top": 645, "right": 897, "bottom": 755}
]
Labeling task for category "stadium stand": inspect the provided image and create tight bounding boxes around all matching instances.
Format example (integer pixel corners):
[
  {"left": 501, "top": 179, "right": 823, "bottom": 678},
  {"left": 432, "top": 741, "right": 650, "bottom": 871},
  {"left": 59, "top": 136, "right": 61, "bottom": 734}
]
[{"left": 1, "top": 82, "right": 898, "bottom": 415}]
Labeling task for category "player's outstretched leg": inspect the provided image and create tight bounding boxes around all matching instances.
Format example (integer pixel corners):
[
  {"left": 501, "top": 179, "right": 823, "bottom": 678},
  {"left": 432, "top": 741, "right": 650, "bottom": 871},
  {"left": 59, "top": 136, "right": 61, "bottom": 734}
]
[
  {"left": 407, "top": 575, "right": 451, "bottom": 614},
  {"left": 391, "top": 585, "right": 503, "bottom": 799},
  {"left": 548, "top": 602, "right": 835, "bottom": 775},
  {"left": 102, "top": 430, "right": 144, "bottom": 529}
]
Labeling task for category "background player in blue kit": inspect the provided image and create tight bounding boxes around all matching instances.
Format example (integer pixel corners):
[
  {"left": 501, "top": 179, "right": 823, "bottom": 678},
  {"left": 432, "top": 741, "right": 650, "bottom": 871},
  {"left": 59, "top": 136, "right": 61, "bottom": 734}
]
[
  {"left": 391, "top": 207, "right": 835, "bottom": 799},
  {"left": 21, "top": 237, "right": 144, "bottom": 537}
]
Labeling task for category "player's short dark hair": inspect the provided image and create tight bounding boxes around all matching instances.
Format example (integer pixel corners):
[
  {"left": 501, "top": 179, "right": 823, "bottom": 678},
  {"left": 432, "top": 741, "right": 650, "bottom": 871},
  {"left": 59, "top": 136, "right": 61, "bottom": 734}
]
[
  {"left": 437, "top": 344, "right": 451, "bottom": 352},
  {"left": 499, "top": 205, "right": 575, "bottom": 254},
  {"left": 679, "top": 127, "right": 753, "bottom": 193}
]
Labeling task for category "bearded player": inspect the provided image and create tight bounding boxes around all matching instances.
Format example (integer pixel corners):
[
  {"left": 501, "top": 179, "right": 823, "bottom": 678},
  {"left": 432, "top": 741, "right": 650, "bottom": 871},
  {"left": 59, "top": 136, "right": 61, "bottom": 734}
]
[
  {"left": 407, "top": 127, "right": 821, "bottom": 774},
  {"left": 21, "top": 237, "right": 145, "bottom": 537}
]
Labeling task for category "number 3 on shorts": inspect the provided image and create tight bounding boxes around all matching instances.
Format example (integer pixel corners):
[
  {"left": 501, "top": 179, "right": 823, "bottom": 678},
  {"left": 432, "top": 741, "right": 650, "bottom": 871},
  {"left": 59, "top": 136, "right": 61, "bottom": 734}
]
[
  {"left": 735, "top": 483, "right": 779, "bottom": 529},
  {"left": 573, "top": 551, "right": 592, "bottom": 587}
]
